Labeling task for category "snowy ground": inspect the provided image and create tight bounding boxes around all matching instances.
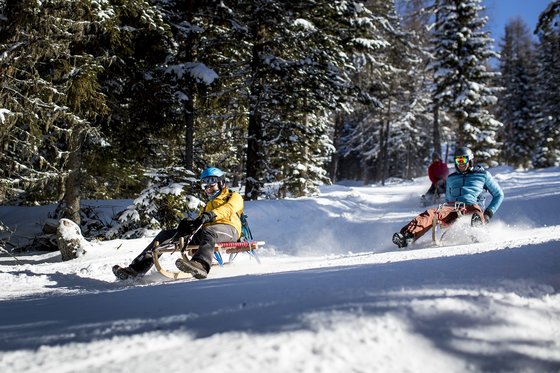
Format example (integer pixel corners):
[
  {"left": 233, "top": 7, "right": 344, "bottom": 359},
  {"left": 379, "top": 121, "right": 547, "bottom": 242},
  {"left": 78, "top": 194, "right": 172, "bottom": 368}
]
[{"left": 1, "top": 166, "right": 559, "bottom": 373}]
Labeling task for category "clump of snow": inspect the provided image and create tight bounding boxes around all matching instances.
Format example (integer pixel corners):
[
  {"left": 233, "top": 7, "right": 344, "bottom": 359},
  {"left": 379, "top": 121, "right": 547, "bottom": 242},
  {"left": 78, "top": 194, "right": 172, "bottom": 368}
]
[
  {"left": 0, "top": 108, "right": 12, "bottom": 123},
  {"left": 165, "top": 62, "right": 218, "bottom": 85},
  {"left": 293, "top": 18, "right": 316, "bottom": 31}
]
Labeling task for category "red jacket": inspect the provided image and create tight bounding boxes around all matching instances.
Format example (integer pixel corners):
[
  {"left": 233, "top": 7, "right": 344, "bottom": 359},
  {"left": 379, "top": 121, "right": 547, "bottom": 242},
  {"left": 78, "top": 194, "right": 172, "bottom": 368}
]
[{"left": 428, "top": 160, "right": 449, "bottom": 184}]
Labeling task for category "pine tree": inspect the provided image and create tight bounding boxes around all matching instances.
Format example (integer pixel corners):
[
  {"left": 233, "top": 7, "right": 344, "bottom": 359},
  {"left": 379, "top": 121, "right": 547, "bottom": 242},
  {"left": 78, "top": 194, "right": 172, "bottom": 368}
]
[
  {"left": 152, "top": 1, "right": 240, "bottom": 175},
  {"left": 233, "top": 0, "right": 293, "bottom": 199},
  {"left": 497, "top": 18, "right": 537, "bottom": 169},
  {"left": 337, "top": 0, "right": 430, "bottom": 183},
  {"left": 399, "top": 0, "right": 447, "bottom": 163},
  {"left": 264, "top": 1, "right": 364, "bottom": 197},
  {"left": 0, "top": 0, "right": 171, "bottom": 224},
  {"left": 535, "top": 0, "right": 560, "bottom": 34},
  {"left": 382, "top": 1, "right": 434, "bottom": 182},
  {"left": 429, "top": 0, "right": 502, "bottom": 166},
  {"left": 533, "top": 7, "right": 560, "bottom": 168},
  {"left": 0, "top": 0, "right": 109, "bottom": 216},
  {"left": 232, "top": 0, "right": 370, "bottom": 198},
  {"left": 94, "top": 0, "right": 174, "bottom": 175},
  {"left": 59, "top": 0, "right": 171, "bottom": 200}
]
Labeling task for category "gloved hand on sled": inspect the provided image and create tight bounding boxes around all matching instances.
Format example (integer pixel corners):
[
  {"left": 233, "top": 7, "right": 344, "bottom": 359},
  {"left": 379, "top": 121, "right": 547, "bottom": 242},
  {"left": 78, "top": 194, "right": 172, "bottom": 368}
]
[
  {"left": 177, "top": 212, "right": 216, "bottom": 237},
  {"left": 471, "top": 214, "right": 482, "bottom": 227},
  {"left": 483, "top": 209, "right": 493, "bottom": 223},
  {"left": 177, "top": 218, "right": 196, "bottom": 237},
  {"left": 193, "top": 211, "right": 216, "bottom": 227},
  {"left": 471, "top": 209, "right": 493, "bottom": 227}
]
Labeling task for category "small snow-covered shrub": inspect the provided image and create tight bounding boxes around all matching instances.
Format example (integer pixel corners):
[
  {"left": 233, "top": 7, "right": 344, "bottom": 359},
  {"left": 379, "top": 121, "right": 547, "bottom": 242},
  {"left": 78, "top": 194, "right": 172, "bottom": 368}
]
[{"left": 107, "top": 167, "right": 205, "bottom": 239}]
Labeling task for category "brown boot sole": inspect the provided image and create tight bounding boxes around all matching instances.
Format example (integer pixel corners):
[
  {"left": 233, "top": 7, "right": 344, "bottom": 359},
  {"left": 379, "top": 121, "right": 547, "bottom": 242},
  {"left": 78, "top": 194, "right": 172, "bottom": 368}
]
[{"left": 175, "top": 259, "right": 207, "bottom": 279}]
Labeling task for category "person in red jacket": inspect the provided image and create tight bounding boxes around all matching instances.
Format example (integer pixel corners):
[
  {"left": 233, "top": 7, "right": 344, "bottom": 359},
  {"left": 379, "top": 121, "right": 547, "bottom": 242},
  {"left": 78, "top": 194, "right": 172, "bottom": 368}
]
[{"left": 422, "top": 152, "right": 449, "bottom": 204}]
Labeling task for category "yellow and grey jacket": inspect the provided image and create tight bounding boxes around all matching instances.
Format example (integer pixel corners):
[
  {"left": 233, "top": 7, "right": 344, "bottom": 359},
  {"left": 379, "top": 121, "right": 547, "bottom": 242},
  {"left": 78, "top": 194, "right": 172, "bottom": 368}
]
[{"left": 203, "top": 188, "right": 244, "bottom": 240}]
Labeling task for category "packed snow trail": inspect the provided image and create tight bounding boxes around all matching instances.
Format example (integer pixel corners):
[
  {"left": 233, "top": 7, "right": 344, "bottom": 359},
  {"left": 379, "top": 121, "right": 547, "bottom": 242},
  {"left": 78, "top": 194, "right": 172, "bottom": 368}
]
[{"left": 1, "top": 166, "right": 560, "bottom": 372}]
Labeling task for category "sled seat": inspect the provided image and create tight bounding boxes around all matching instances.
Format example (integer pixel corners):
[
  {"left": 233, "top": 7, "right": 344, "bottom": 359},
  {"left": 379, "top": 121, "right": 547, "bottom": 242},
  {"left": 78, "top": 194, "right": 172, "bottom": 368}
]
[
  {"left": 185, "top": 240, "right": 264, "bottom": 265},
  {"left": 152, "top": 239, "right": 265, "bottom": 280}
]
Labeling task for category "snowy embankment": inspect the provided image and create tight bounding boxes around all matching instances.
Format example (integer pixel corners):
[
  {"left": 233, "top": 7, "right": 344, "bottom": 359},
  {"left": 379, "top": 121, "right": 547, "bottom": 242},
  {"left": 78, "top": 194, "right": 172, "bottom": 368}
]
[{"left": 0, "top": 166, "right": 559, "bottom": 373}]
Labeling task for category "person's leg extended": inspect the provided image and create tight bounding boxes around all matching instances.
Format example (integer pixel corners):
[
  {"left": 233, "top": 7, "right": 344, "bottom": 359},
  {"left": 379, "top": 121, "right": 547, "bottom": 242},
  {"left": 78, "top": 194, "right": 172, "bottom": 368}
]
[
  {"left": 113, "top": 229, "right": 176, "bottom": 279},
  {"left": 176, "top": 224, "right": 238, "bottom": 278}
]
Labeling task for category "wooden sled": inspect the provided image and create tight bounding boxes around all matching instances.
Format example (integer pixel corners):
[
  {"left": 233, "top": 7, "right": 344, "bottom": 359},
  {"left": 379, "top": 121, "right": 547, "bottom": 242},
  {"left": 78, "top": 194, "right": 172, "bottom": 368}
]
[
  {"left": 152, "top": 238, "right": 265, "bottom": 280},
  {"left": 432, "top": 202, "right": 466, "bottom": 246}
]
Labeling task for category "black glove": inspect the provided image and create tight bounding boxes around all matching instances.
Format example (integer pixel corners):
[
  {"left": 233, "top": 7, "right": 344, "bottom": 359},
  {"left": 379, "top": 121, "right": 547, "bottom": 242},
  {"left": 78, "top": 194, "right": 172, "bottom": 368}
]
[
  {"left": 193, "top": 211, "right": 216, "bottom": 227},
  {"left": 177, "top": 218, "right": 196, "bottom": 237},
  {"left": 483, "top": 209, "right": 493, "bottom": 223},
  {"left": 471, "top": 213, "right": 483, "bottom": 227}
]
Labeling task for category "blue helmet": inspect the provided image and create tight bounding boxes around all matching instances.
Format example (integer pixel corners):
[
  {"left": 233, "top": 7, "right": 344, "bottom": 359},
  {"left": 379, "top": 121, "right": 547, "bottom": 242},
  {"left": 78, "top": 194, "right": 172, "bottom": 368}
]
[
  {"left": 200, "top": 167, "right": 226, "bottom": 196},
  {"left": 200, "top": 167, "right": 224, "bottom": 179}
]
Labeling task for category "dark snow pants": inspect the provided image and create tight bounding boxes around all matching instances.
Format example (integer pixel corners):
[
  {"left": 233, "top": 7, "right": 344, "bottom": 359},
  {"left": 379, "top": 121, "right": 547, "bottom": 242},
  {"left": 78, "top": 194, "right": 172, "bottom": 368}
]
[
  {"left": 400, "top": 203, "right": 484, "bottom": 242},
  {"left": 128, "top": 224, "right": 238, "bottom": 275}
]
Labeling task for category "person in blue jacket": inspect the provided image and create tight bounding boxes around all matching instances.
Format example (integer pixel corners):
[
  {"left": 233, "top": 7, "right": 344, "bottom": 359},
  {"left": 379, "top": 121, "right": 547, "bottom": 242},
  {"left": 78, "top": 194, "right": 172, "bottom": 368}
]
[{"left": 392, "top": 146, "right": 504, "bottom": 248}]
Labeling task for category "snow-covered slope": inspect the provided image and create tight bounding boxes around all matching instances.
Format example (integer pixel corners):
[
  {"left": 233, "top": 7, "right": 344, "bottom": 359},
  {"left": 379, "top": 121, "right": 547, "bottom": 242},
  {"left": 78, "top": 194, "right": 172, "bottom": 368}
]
[{"left": 1, "top": 167, "right": 559, "bottom": 372}]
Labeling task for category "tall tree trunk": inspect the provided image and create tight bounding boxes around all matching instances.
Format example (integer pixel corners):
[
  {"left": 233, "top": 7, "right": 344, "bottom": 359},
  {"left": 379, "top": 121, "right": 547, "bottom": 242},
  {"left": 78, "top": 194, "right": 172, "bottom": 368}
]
[
  {"left": 329, "top": 112, "right": 343, "bottom": 183},
  {"left": 184, "top": 95, "right": 194, "bottom": 171},
  {"left": 182, "top": 0, "right": 199, "bottom": 172},
  {"left": 382, "top": 100, "right": 391, "bottom": 185},
  {"left": 374, "top": 111, "right": 385, "bottom": 184},
  {"left": 433, "top": 0, "right": 442, "bottom": 156},
  {"left": 244, "top": 24, "right": 266, "bottom": 201},
  {"left": 232, "top": 147, "right": 244, "bottom": 188},
  {"left": 457, "top": 115, "right": 465, "bottom": 145},
  {"left": 63, "top": 131, "right": 81, "bottom": 225},
  {"left": 406, "top": 143, "right": 412, "bottom": 179},
  {"left": 245, "top": 106, "right": 262, "bottom": 200},
  {"left": 433, "top": 104, "right": 441, "bottom": 154}
]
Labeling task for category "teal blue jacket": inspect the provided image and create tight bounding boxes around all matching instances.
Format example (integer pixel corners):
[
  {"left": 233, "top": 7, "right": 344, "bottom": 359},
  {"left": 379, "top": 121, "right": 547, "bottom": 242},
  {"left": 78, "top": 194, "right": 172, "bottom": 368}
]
[{"left": 446, "top": 165, "right": 504, "bottom": 215}]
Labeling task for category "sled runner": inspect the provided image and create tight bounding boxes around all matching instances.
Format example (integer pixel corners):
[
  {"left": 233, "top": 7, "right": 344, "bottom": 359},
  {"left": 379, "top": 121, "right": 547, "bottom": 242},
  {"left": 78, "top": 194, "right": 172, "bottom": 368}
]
[{"left": 152, "top": 237, "right": 265, "bottom": 280}]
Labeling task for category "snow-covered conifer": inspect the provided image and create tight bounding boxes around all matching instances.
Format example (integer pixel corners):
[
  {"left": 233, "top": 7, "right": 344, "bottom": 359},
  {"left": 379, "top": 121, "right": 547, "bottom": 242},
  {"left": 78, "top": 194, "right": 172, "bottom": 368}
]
[
  {"left": 497, "top": 18, "right": 537, "bottom": 169},
  {"left": 533, "top": 4, "right": 560, "bottom": 168},
  {"left": 429, "top": 0, "right": 502, "bottom": 166},
  {"left": 107, "top": 167, "right": 203, "bottom": 239}
]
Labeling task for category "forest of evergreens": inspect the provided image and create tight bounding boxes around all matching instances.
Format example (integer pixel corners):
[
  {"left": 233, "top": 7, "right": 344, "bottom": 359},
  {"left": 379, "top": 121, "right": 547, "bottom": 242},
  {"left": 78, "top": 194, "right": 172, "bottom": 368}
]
[{"left": 1, "top": 0, "right": 559, "bottom": 237}]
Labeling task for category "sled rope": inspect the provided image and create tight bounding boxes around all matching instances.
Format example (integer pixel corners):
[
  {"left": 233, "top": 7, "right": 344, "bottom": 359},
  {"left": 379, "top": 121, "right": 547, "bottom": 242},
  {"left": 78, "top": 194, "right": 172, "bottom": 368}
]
[{"left": 432, "top": 202, "right": 466, "bottom": 245}]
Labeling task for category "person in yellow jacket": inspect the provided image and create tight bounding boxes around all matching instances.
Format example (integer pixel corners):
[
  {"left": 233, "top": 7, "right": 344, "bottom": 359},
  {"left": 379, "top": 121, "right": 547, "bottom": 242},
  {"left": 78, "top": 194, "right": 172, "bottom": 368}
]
[{"left": 113, "top": 167, "right": 243, "bottom": 280}]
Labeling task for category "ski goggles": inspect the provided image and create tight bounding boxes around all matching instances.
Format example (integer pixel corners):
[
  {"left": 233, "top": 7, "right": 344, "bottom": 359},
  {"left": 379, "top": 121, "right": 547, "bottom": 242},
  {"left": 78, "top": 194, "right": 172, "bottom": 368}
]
[
  {"left": 454, "top": 155, "right": 470, "bottom": 165},
  {"left": 201, "top": 176, "right": 220, "bottom": 189}
]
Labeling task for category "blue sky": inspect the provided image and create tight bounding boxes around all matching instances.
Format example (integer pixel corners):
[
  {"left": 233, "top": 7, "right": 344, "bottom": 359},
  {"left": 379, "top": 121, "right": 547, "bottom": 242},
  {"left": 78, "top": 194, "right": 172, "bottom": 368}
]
[{"left": 482, "top": 0, "right": 552, "bottom": 44}]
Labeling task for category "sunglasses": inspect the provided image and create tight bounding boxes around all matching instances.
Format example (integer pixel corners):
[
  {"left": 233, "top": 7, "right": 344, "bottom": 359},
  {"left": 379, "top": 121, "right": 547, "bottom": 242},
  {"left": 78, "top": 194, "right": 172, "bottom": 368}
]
[
  {"left": 454, "top": 155, "right": 470, "bottom": 165},
  {"left": 201, "top": 176, "right": 220, "bottom": 189}
]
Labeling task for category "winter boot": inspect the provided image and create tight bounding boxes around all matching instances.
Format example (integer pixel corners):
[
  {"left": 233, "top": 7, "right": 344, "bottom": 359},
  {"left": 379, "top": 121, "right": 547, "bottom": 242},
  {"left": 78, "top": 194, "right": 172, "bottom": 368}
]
[
  {"left": 175, "top": 258, "right": 208, "bottom": 279},
  {"left": 112, "top": 265, "right": 140, "bottom": 280},
  {"left": 392, "top": 232, "right": 413, "bottom": 248}
]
